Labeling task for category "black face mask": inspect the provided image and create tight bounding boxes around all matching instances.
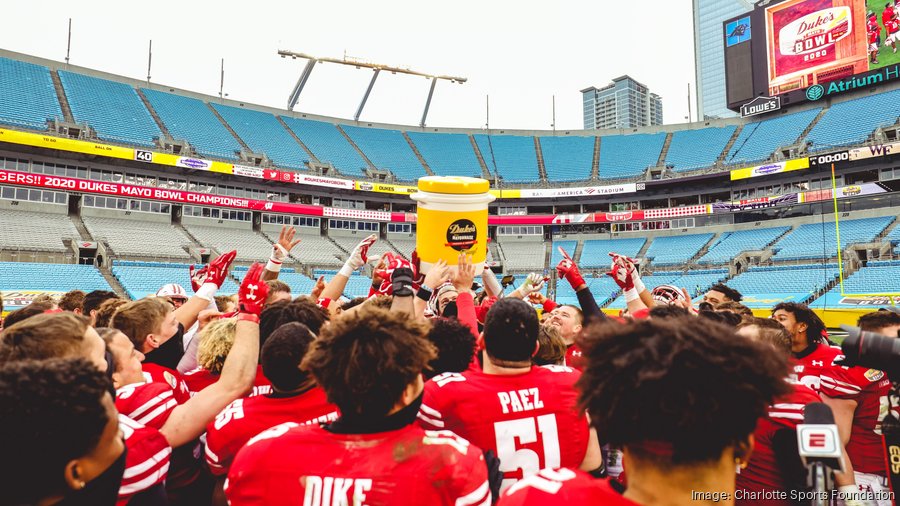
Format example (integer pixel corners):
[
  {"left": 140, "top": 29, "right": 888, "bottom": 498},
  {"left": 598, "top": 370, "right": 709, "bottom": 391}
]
[
  {"left": 441, "top": 301, "right": 458, "bottom": 318},
  {"left": 59, "top": 446, "right": 127, "bottom": 506}
]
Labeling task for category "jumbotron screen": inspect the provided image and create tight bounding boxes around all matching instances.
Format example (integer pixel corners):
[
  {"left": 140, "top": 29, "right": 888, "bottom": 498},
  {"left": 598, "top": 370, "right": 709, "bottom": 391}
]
[{"left": 725, "top": 0, "right": 900, "bottom": 112}]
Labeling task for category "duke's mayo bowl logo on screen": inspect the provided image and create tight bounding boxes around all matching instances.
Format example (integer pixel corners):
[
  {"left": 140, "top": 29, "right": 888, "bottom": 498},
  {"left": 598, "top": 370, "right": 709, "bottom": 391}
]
[{"left": 806, "top": 84, "right": 825, "bottom": 101}]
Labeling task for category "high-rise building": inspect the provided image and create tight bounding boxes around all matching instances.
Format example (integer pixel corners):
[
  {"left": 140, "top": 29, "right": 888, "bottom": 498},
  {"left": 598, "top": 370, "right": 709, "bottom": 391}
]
[
  {"left": 693, "top": 0, "right": 754, "bottom": 119},
  {"left": 581, "top": 76, "right": 663, "bottom": 130}
]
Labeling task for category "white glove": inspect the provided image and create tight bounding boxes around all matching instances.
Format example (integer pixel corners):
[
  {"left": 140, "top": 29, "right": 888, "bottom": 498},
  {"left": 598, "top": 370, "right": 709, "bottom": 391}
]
[
  {"left": 520, "top": 272, "right": 546, "bottom": 295},
  {"left": 339, "top": 234, "right": 377, "bottom": 277}
]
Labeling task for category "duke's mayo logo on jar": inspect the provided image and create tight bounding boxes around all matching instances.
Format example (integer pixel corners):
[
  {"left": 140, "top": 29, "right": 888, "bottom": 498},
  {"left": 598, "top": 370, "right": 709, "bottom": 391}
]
[{"left": 446, "top": 219, "right": 478, "bottom": 251}]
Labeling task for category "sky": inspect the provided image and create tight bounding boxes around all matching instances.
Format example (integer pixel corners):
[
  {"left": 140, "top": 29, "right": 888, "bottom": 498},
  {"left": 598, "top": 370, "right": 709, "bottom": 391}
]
[{"left": 2, "top": 0, "right": 697, "bottom": 131}]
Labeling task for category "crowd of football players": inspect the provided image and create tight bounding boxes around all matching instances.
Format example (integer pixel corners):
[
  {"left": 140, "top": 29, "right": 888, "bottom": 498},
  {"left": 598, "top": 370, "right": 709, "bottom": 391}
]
[{"left": 1, "top": 226, "right": 900, "bottom": 506}]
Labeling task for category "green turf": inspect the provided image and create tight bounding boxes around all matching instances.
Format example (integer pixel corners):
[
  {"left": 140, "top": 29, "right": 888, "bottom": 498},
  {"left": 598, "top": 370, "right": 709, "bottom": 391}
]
[{"left": 867, "top": 0, "right": 900, "bottom": 69}]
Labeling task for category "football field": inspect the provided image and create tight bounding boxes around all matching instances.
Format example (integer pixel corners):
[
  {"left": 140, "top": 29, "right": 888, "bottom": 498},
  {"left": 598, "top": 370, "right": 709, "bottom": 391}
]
[{"left": 867, "top": 0, "right": 900, "bottom": 69}]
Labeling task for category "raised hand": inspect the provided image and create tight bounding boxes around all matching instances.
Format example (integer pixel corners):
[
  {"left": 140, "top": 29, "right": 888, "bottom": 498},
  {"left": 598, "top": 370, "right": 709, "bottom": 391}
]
[
  {"left": 452, "top": 252, "right": 475, "bottom": 294},
  {"left": 238, "top": 263, "right": 269, "bottom": 318},
  {"left": 606, "top": 261, "right": 634, "bottom": 291},
  {"left": 423, "top": 259, "right": 450, "bottom": 290},
  {"left": 267, "top": 226, "right": 301, "bottom": 272},
  {"left": 309, "top": 275, "right": 326, "bottom": 300},
  {"left": 192, "top": 250, "right": 237, "bottom": 300},
  {"left": 520, "top": 272, "right": 546, "bottom": 295},
  {"left": 340, "top": 234, "right": 378, "bottom": 277},
  {"left": 555, "top": 247, "right": 586, "bottom": 289}
]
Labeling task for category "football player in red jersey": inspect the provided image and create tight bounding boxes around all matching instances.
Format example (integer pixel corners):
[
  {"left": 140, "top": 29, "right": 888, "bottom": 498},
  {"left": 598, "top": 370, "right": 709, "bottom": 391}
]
[
  {"left": 498, "top": 317, "right": 790, "bottom": 505},
  {"left": 772, "top": 302, "right": 838, "bottom": 391},
  {"left": 734, "top": 318, "right": 823, "bottom": 505},
  {"left": 226, "top": 301, "right": 492, "bottom": 506},
  {"left": 419, "top": 297, "right": 603, "bottom": 491},
  {"left": 182, "top": 318, "right": 272, "bottom": 398},
  {"left": 206, "top": 322, "right": 338, "bottom": 477},
  {"left": 869, "top": 13, "right": 883, "bottom": 64},
  {"left": 0, "top": 358, "right": 129, "bottom": 506},
  {"left": 883, "top": 4, "right": 898, "bottom": 53}
]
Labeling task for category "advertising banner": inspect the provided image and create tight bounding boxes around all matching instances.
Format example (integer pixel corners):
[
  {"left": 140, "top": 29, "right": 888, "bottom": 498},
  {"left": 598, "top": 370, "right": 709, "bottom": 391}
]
[
  {"left": 849, "top": 141, "right": 900, "bottom": 162},
  {"left": 231, "top": 165, "right": 265, "bottom": 179},
  {"left": 711, "top": 193, "right": 801, "bottom": 212},
  {"left": 730, "top": 158, "right": 810, "bottom": 180},
  {"left": 353, "top": 181, "right": 418, "bottom": 195},
  {"left": 518, "top": 183, "right": 639, "bottom": 199},
  {"left": 0, "top": 290, "right": 65, "bottom": 312},
  {"left": 741, "top": 293, "right": 812, "bottom": 308},
  {"left": 292, "top": 174, "right": 355, "bottom": 190}
]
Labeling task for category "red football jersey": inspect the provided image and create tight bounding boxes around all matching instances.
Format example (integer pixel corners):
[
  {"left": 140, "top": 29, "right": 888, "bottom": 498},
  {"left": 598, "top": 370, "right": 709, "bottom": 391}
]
[
  {"left": 117, "top": 414, "right": 172, "bottom": 506},
  {"left": 820, "top": 363, "right": 891, "bottom": 475},
  {"left": 869, "top": 22, "right": 882, "bottom": 43},
  {"left": 225, "top": 423, "right": 491, "bottom": 506},
  {"left": 736, "top": 382, "right": 821, "bottom": 505},
  {"left": 884, "top": 9, "right": 896, "bottom": 30},
  {"left": 141, "top": 362, "right": 190, "bottom": 404},
  {"left": 790, "top": 343, "right": 842, "bottom": 393},
  {"left": 183, "top": 365, "right": 272, "bottom": 397},
  {"left": 419, "top": 365, "right": 590, "bottom": 491},
  {"left": 564, "top": 345, "right": 584, "bottom": 370},
  {"left": 498, "top": 468, "right": 637, "bottom": 505},
  {"left": 205, "top": 387, "right": 339, "bottom": 475},
  {"left": 116, "top": 381, "right": 180, "bottom": 430},
  {"left": 888, "top": 19, "right": 900, "bottom": 34}
]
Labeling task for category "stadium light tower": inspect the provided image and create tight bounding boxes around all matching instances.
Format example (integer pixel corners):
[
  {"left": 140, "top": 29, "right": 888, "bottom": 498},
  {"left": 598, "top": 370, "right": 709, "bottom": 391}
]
[{"left": 278, "top": 50, "right": 467, "bottom": 126}]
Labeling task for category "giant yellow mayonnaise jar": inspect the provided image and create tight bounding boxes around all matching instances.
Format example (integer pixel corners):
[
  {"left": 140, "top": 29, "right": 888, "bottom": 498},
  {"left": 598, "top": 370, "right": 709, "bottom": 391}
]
[{"left": 411, "top": 176, "right": 495, "bottom": 274}]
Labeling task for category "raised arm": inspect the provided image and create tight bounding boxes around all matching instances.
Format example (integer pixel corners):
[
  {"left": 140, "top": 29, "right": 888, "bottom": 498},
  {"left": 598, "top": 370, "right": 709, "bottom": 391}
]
[
  {"left": 320, "top": 234, "right": 377, "bottom": 301},
  {"left": 175, "top": 250, "right": 237, "bottom": 330},
  {"left": 556, "top": 246, "right": 605, "bottom": 323},
  {"left": 159, "top": 263, "right": 266, "bottom": 448},
  {"left": 262, "top": 225, "right": 302, "bottom": 282}
]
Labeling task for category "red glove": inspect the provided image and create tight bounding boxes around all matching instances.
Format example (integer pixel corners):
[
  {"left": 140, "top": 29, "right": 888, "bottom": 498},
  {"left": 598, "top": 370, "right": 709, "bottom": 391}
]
[
  {"left": 606, "top": 262, "right": 634, "bottom": 291},
  {"left": 371, "top": 252, "right": 413, "bottom": 296},
  {"left": 189, "top": 264, "right": 209, "bottom": 292},
  {"left": 555, "top": 247, "right": 585, "bottom": 289},
  {"left": 192, "top": 250, "right": 237, "bottom": 301},
  {"left": 410, "top": 249, "right": 425, "bottom": 286},
  {"left": 238, "top": 263, "right": 268, "bottom": 317}
]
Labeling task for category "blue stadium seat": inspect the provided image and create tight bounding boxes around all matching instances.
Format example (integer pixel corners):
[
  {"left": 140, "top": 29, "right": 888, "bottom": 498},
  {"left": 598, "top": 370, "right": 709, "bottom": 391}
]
[
  {"left": 605, "top": 269, "right": 727, "bottom": 309},
  {"left": 539, "top": 136, "right": 594, "bottom": 182},
  {"left": 473, "top": 135, "right": 540, "bottom": 183},
  {"left": 645, "top": 233, "right": 714, "bottom": 267},
  {"left": 597, "top": 133, "right": 666, "bottom": 179},
  {"left": 0, "top": 262, "right": 110, "bottom": 292},
  {"left": 280, "top": 117, "right": 369, "bottom": 176},
  {"left": 210, "top": 103, "right": 308, "bottom": 170},
  {"left": 551, "top": 240, "right": 578, "bottom": 266},
  {"left": 726, "top": 109, "right": 821, "bottom": 165},
  {"left": 698, "top": 226, "right": 790, "bottom": 265},
  {"left": 665, "top": 126, "right": 736, "bottom": 172},
  {"left": 770, "top": 217, "right": 893, "bottom": 261},
  {"left": 0, "top": 57, "right": 62, "bottom": 130},
  {"left": 556, "top": 275, "right": 618, "bottom": 307},
  {"left": 342, "top": 125, "right": 425, "bottom": 181},
  {"left": 729, "top": 264, "right": 838, "bottom": 305},
  {"left": 342, "top": 275, "right": 374, "bottom": 299},
  {"left": 141, "top": 89, "right": 241, "bottom": 160},
  {"left": 579, "top": 238, "right": 646, "bottom": 268},
  {"left": 406, "top": 131, "right": 483, "bottom": 177},
  {"left": 113, "top": 264, "right": 239, "bottom": 300},
  {"left": 807, "top": 89, "right": 900, "bottom": 151},
  {"left": 58, "top": 71, "right": 161, "bottom": 147}
]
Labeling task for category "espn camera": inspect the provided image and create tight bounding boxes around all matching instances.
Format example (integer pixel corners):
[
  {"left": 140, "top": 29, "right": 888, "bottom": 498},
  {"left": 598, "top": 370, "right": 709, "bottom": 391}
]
[{"left": 839, "top": 309, "right": 900, "bottom": 379}]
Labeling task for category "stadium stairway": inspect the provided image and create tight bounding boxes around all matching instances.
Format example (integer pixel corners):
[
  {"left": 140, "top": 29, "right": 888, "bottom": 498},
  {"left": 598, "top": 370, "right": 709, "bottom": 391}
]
[
  {"left": 534, "top": 138, "right": 548, "bottom": 182},
  {"left": 335, "top": 125, "right": 377, "bottom": 172},
  {"left": 173, "top": 223, "right": 205, "bottom": 253},
  {"left": 656, "top": 133, "right": 672, "bottom": 167},
  {"left": 135, "top": 89, "right": 173, "bottom": 142},
  {"left": 716, "top": 125, "right": 743, "bottom": 165},
  {"left": 469, "top": 135, "right": 493, "bottom": 180},
  {"left": 275, "top": 116, "right": 320, "bottom": 166},
  {"left": 68, "top": 214, "right": 94, "bottom": 243},
  {"left": 402, "top": 132, "right": 435, "bottom": 177},
  {"left": 685, "top": 233, "right": 720, "bottom": 267},
  {"left": 98, "top": 264, "right": 128, "bottom": 298},
  {"left": 798, "top": 108, "right": 829, "bottom": 145},
  {"left": 206, "top": 103, "right": 252, "bottom": 153},
  {"left": 49, "top": 70, "right": 74, "bottom": 124},
  {"left": 591, "top": 137, "right": 601, "bottom": 180}
]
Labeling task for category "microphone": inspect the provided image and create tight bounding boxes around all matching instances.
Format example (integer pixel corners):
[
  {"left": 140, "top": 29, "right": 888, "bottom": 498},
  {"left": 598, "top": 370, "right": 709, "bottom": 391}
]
[
  {"left": 797, "top": 402, "right": 845, "bottom": 473},
  {"left": 797, "top": 402, "right": 845, "bottom": 505}
]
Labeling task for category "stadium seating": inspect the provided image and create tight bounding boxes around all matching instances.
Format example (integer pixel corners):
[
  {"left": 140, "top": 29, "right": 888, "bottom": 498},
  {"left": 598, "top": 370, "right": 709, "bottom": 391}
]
[
  {"left": 0, "top": 209, "right": 78, "bottom": 252},
  {"left": 233, "top": 265, "right": 316, "bottom": 296},
  {"left": 341, "top": 126, "right": 425, "bottom": 181},
  {"left": 387, "top": 237, "right": 416, "bottom": 258},
  {"left": 770, "top": 217, "right": 893, "bottom": 261},
  {"left": 186, "top": 225, "right": 274, "bottom": 262},
  {"left": 550, "top": 240, "right": 578, "bottom": 266},
  {"left": 807, "top": 89, "right": 900, "bottom": 150},
  {"left": 884, "top": 222, "right": 900, "bottom": 246},
  {"left": 0, "top": 262, "right": 110, "bottom": 292},
  {"left": 58, "top": 71, "right": 161, "bottom": 147},
  {"left": 539, "top": 136, "right": 595, "bottom": 182},
  {"left": 597, "top": 133, "right": 667, "bottom": 179},
  {"left": 473, "top": 135, "right": 540, "bottom": 183},
  {"left": 406, "top": 131, "right": 483, "bottom": 178},
  {"left": 556, "top": 275, "right": 618, "bottom": 307},
  {"left": 605, "top": 269, "right": 728, "bottom": 309},
  {"left": 728, "top": 264, "right": 839, "bottom": 307},
  {"left": 644, "top": 233, "right": 714, "bottom": 267},
  {"left": 579, "top": 238, "right": 646, "bottom": 268},
  {"left": 664, "top": 126, "right": 736, "bottom": 172},
  {"left": 271, "top": 233, "right": 344, "bottom": 267},
  {"left": 697, "top": 226, "right": 791, "bottom": 265},
  {"left": 725, "top": 108, "right": 821, "bottom": 165},
  {"left": 819, "top": 261, "right": 900, "bottom": 296},
  {"left": 330, "top": 235, "right": 398, "bottom": 260},
  {"left": 140, "top": 89, "right": 241, "bottom": 160},
  {"left": 342, "top": 274, "right": 375, "bottom": 299},
  {"left": 0, "top": 57, "right": 62, "bottom": 130},
  {"left": 498, "top": 241, "right": 546, "bottom": 272},
  {"left": 83, "top": 216, "right": 192, "bottom": 259},
  {"left": 210, "top": 103, "right": 307, "bottom": 170},
  {"left": 280, "top": 117, "right": 369, "bottom": 176},
  {"left": 113, "top": 262, "right": 238, "bottom": 300}
]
